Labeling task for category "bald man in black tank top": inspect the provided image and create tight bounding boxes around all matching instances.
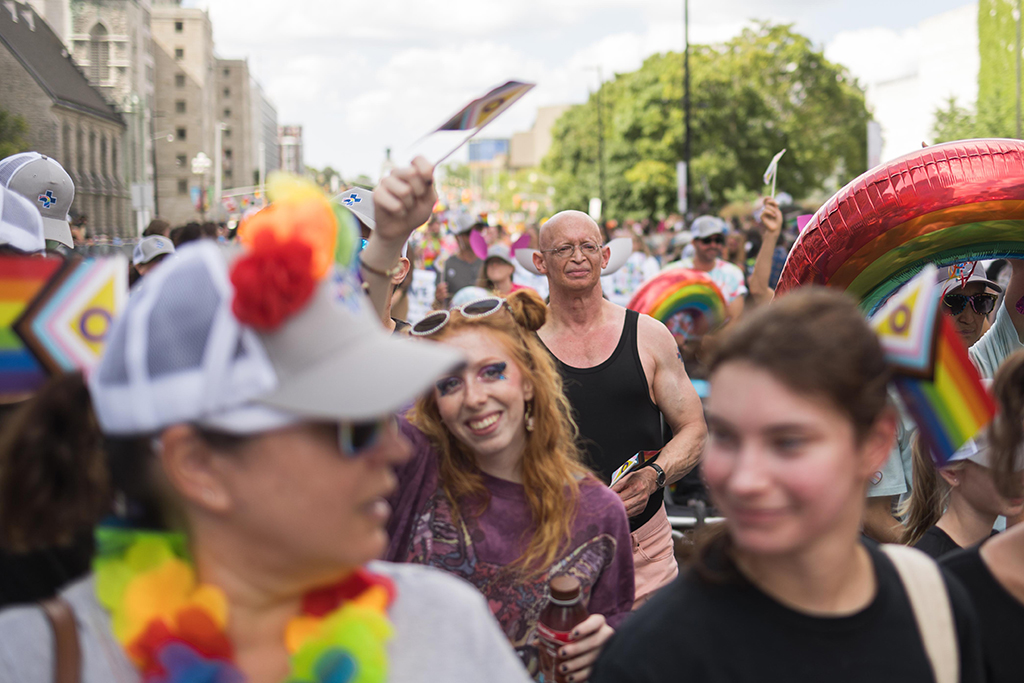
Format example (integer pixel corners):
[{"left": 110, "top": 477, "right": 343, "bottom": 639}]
[{"left": 534, "top": 211, "right": 707, "bottom": 607}]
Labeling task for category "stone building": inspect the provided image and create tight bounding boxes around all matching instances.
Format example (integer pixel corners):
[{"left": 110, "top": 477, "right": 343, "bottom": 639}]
[
  {"left": 0, "top": 0, "right": 128, "bottom": 235},
  {"left": 67, "top": 0, "right": 156, "bottom": 234},
  {"left": 216, "top": 57, "right": 252, "bottom": 193},
  {"left": 150, "top": 0, "right": 214, "bottom": 225}
]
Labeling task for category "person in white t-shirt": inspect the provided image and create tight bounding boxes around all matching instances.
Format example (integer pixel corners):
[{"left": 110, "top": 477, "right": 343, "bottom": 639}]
[{"left": 663, "top": 216, "right": 747, "bottom": 326}]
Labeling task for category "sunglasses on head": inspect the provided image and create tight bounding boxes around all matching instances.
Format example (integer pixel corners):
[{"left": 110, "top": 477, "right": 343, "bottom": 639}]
[
  {"left": 337, "top": 417, "right": 394, "bottom": 457},
  {"left": 943, "top": 293, "right": 997, "bottom": 316},
  {"left": 698, "top": 234, "right": 725, "bottom": 245},
  {"left": 411, "top": 297, "right": 507, "bottom": 337}
]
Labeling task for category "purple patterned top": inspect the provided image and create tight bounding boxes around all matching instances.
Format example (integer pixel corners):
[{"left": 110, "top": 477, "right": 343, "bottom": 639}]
[{"left": 386, "top": 419, "right": 636, "bottom": 676}]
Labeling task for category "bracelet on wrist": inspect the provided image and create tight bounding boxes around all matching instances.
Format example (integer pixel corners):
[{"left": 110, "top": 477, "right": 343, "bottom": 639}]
[{"left": 359, "top": 256, "right": 403, "bottom": 279}]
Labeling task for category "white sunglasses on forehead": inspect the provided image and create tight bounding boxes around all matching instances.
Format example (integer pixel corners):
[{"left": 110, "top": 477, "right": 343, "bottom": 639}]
[{"left": 411, "top": 297, "right": 509, "bottom": 337}]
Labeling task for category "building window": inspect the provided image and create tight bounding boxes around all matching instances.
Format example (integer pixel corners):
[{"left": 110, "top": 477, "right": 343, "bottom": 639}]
[
  {"left": 176, "top": 127, "right": 186, "bottom": 141},
  {"left": 89, "top": 23, "right": 109, "bottom": 83},
  {"left": 225, "top": 169, "right": 233, "bottom": 179},
  {"left": 175, "top": 73, "right": 185, "bottom": 87},
  {"left": 223, "top": 108, "right": 231, "bottom": 118},
  {"left": 175, "top": 100, "right": 186, "bottom": 114},
  {"left": 178, "top": 178, "right": 188, "bottom": 194},
  {"left": 224, "top": 148, "right": 232, "bottom": 159},
  {"left": 176, "top": 155, "right": 186, "bottom": 167},
  {"left": 223, "top": 68, "right": 230, "bottom": 77},
  {"left": 223, "top": 127, "right": 231, "bottom": 138},
  {"left": 223, "top": 87, "right": 230, "bottom": 97},
  {"left": 174, "top": 20, "right": 183, "bottom": 32},
  {"left": 175, "top": 48, "right": 184, "bottom": 60}
]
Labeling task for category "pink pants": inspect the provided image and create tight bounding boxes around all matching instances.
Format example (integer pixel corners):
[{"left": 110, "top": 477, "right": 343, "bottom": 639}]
[{"left": 630, "top": 503, "right": 679, "bottom": 609}]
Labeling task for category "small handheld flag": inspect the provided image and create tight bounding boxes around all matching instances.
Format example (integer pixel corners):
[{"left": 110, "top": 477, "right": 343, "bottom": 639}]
[
  {"left": 870, "top": 265, "right": 996, "bottom": 464},
  {"left": 429, "top": 80, "right": 535, "bottom": 164},
  {"left": 763, "top": 149, "right": 786, "bottom": 198}
]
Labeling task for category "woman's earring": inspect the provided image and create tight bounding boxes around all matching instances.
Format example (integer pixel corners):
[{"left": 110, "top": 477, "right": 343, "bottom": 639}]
[{"left": 525, "top": 401, "right": 535, "bottom": 432}]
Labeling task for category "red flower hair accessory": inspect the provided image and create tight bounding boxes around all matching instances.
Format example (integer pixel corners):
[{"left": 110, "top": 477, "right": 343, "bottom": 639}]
[
  {"left": 230, "top": 173, "right": 339, "bottom": 330},
  {"left": 230, "top": 230, "right": 316, "bottom": 330}
]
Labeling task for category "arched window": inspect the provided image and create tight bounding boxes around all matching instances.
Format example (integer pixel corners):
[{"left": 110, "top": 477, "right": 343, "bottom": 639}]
[{"left": 89, "top": 24, "right": 109, "bottom": 83}]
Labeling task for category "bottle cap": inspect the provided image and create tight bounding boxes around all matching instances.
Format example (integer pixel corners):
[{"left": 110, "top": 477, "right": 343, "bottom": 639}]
[{"left": 550, "top": 575, "right": 581, "bottom": 602}]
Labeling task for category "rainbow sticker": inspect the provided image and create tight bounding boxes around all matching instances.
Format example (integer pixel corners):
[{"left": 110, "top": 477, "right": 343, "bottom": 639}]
[
  {"left": 0, "top": 255, "right": 64, "bottom": 401},
  {"left": 628, "top": 269, "right": 727, "bottom": 338}
]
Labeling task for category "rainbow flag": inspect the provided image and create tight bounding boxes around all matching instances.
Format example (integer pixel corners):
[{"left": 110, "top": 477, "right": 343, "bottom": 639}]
[
  {"left": 0, "top": 255, "right": 64, "bottom": 401},
  {"left": 871, "top": 264, "right": 996, "bottom": 463},
  {"left": 435, "top": 81, "right": 535, "bottom": 132}
]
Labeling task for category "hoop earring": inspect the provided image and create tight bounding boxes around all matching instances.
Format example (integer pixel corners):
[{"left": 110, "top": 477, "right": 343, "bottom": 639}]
[{"left": 525, "top": 401, "right": 535, "bottom": 432}]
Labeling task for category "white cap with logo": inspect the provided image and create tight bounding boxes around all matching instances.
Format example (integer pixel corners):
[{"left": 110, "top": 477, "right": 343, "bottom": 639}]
[
  {"left": 0, "top": 152, "right": 75, "bottom": 248},
  {"left": 0, "top": 184, "right": 46, "bottom": 253}
]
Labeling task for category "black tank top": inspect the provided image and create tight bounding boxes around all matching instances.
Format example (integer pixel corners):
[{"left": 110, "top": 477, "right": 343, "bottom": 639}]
[{"left": 552, "top": 309, "right": 666, "bottom": 530}]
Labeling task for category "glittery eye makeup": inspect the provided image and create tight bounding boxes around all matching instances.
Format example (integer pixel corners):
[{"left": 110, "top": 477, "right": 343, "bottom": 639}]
[
  {"left": 435, "top": 376, "right": 462, "bottom": 396},
  {"left": 481, "top": 362, "right": 507, "bottom": 381}
]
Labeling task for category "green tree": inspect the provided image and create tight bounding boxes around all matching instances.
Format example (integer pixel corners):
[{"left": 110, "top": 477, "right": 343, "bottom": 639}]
[
  {"left": 0, "top": 109, "right": 29, "bottom": 158},
  {"left": 543, "top": 23, "right": 869, "bottom": 219}
]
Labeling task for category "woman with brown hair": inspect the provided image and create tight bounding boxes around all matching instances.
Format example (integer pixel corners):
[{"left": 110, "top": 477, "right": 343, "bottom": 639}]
[
  {"left": 592, "top": 288, "right": 983, "bottom": 683},
  {"left": 386, "top": 289, "right": 634, "bottom": 682},
  {"left": 899, "top": 433, "right": 1024, "bottom": 559},
  {"left": 942, "top": 350, "right": 1024, "bottom": 683}
]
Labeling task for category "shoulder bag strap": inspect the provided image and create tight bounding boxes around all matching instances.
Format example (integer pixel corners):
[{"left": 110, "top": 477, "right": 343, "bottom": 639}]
[
  {"left": 39, "top": 596, "right": 81, "bottom": 683},
  {"left": 881, "top": 544, "right": 958, "bottom": 683}
]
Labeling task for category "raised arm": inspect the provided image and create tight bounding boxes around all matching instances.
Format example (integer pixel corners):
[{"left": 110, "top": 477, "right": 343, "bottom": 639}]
[
  {"left": 361, "top": 157, "right": 437, "bottom": 319},
  {"left": 1004, "top": 259, "right": 1024, "bottom": 342},
  {"left": 644, "top": 316, "right": 708, "bottom": 485},
  {"left": 747, "top": 197, "right": 782, "bottom": 308}
]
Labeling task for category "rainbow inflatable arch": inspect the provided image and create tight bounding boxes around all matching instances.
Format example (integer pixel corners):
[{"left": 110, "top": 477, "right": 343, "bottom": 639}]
[
  {"left": 776, "top": 139, "right": 1024, "bottom": 312},
  {"left": 628, "top": 268, "right": 727, "bottom": 338}
]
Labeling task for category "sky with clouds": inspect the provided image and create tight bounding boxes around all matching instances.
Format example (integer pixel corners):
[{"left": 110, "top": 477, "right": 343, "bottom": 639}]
[{"left": 187, "top": 0, "right": 973, "bottom": 179}]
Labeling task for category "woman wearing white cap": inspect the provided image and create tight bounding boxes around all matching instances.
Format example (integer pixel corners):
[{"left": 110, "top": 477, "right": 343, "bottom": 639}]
[
  {"left": 0, "top": 169, "right": 530, "bottom": 683},
  {"left": 942, "top": 350, "right": 1024, "bottom": 683},
  {"left": 900, "top": 429, "right": 1024, "bottom": 559},
  {"left": 477, "top": 244, "right": 533, "bottom": 297}
]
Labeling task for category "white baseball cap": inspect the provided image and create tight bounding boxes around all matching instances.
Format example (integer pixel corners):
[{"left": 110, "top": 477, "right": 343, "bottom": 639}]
[
  {"left": 334, "top": 187, "right": 409, "bottom": 258},
  {"left": 937, "top": 263, "right": 1002, "bottom": 296},
  {"left": 89, "top": 240, "right": 463, "bottom": 435},
  {"left": 0, "top": 184, "right": 45, "bottom": 253},
  {"left": 0, "top": 152, "right": 75, "bottom": 248},
  {"left": 132, "top": 235, "right": 176, "bottom": 266},
  {"left": 690, "top": 215, "right": 728, "bottom": 240}
]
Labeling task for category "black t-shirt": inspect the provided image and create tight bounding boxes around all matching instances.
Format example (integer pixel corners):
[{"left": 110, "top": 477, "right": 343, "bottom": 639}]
[
  {"left": 941, "top": 546, "right": 1024, "bottom": 683},
  {"left": 915, "top": 526, "right": 962, "bottom": 560},
  {"left": 0, "top": 532, "right": 93, "bottom": 608},
  {"left": 592, "top": 542, "right": 983, "bottom": 683}
]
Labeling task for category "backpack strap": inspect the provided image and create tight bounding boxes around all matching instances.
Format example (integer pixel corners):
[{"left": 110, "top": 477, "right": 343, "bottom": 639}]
[
  {"left": 39, "top": 596, "right": 81, "bottom": 683},
  {"left": 881, "top": 544, "right": 958, "bottom": 683}
]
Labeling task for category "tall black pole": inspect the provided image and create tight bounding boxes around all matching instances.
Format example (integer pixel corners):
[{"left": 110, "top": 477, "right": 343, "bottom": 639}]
[
  {"left": 150, "top": 102, "right": 160, "bottom": 217},
  {"left": 1017, "top": 0, "right": 1022, "bottom": 139},
  {"left": 683, "top": 0, "right": 691, "bottom": 216},
  {"left": 597, "top": 66, "right": 605, "bottom": 223}
]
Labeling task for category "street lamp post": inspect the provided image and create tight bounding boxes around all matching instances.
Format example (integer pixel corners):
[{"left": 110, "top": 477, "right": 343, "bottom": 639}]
[
  {"left": 191, "top": 152, "right": 212, "bottom": 220},
  {"left": 587, "top": 66, "right": 606, "bottom": 224},
  {"left": 214, "top": 122, "right": 228, "bottom": 217},
  {"left": 683, "top": 0, "right": 691, "bottom": 219}
]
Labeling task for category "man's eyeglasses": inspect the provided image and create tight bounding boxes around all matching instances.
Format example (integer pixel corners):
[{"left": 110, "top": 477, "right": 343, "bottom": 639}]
[
  {"left": 697, "top": 235, "right": 725, "bottom": 245},
  {"left": 411, "top": 297, "right": 507, "bottom": 337},
  {"left": 540, "top": 242, "right": 601, "bottom": 259},
  {"left": 942, "top": 293, "right": 997, "bottom": 316}
]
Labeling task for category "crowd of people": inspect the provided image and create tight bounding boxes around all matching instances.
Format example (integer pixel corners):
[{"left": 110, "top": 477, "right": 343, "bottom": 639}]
[{"left": 0, "top": 147, "right": 1021, "bottom": 683}]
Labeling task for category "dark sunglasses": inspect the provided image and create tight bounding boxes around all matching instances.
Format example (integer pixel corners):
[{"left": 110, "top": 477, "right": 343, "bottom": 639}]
[
  {"left": 943, "top": 293, "right": 996, "bottom": 316},
  {"left": 411, "top": 297, "right": 507, "bottom": 337},
  {"left": 697, "top": 235, "right": 725, "bottom": 245},
  {"left": 337, "top": 417, "right": 393, "bottom": 457}
]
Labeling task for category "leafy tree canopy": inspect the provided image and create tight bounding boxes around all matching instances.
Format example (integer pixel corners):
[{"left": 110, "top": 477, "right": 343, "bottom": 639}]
[
  {"left": 542, "top": 22, "right": 870, "bottom": 219},
  {"left": 0, "top": 109, "right": 28, "bottom": 159}
]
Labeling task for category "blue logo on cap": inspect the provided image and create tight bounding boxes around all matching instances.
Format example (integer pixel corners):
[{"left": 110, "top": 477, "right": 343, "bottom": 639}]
[
  {"left": 37, "top": 190, "right": 56, "bottom": 209},
  {"left": 342, "top": 193, "right": 361, "bottom": 207}
]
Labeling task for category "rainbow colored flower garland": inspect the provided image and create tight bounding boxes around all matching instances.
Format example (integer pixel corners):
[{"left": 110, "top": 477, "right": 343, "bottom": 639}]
[{"left": 93, "top": 526, "right": 395, "bottom": 683}]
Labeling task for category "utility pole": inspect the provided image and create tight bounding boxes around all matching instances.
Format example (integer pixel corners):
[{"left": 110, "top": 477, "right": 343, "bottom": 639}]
[
  {"left": 214, "top": 122, "right": 227, "bottom": 217},
  {"left": 1017, "top": 0, "right": 1022, "bottom": 139},
  {"left": 587, "top": 66, "right": 606, "bottom": 223},
  {"left": 683, "top": 0, "right": 691, "bottom": 217}
]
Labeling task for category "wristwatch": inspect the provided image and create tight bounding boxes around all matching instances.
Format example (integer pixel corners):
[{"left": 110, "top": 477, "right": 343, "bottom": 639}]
[{"left": 647, "top": 462, "right": 666, "bottom": 489}]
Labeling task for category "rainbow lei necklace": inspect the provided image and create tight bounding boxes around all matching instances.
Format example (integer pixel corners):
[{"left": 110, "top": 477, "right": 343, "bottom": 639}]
[{"left": 93, "top": 526, "right": 395, "bottom": 683}]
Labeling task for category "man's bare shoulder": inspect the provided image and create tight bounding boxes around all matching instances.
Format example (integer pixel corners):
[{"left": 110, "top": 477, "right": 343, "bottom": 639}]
[{"left": 635, "top": 311, "right": 678, "bottom": 355}]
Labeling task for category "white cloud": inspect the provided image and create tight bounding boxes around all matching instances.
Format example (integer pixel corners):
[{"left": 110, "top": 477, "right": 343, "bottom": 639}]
[{"left": 824, "top": 26, "right": 921, "bottom": 86}]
